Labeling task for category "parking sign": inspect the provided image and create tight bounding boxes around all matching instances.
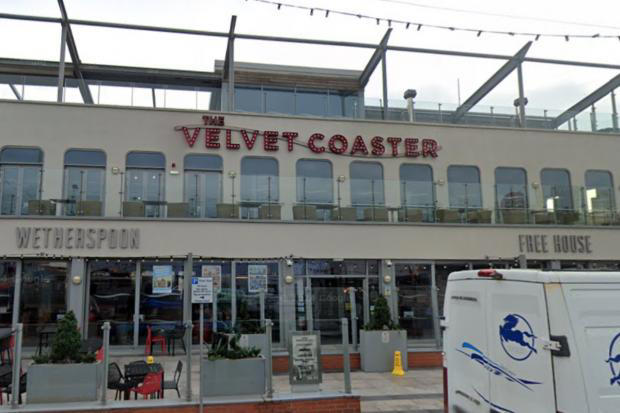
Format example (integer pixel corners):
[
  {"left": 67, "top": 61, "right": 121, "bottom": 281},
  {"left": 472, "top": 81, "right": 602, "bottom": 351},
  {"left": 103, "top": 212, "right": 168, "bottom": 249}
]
[{"left": 192, "top": 277, "right": 213, "bottom": 304}]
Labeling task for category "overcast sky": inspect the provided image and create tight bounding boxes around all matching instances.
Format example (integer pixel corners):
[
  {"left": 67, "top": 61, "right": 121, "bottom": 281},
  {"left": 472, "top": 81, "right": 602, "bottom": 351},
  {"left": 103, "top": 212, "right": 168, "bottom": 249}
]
[{"left": 0, "top": 0, "right": 618, "bottom": 124}]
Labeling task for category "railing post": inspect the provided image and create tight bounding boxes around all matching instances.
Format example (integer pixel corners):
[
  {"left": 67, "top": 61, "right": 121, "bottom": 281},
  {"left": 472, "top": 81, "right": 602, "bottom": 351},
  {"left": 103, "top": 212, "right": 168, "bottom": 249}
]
[
  {"left": 185, "top": 322, "right": 193, "bottom": 402},
  {"left": 11, "top": 323, "right": 23, "bottom": 409},
  {"left": 348, "top": 288, "right": 358, "bottom": 350},
  {"left": 341, "top": 318, "right": 352, "bottom": 394},
  {"left": 305, "top": 284, "right": 313, "bottom": 331},
  {"left": 265, "top": 319, "right": 273, "bottom": 399},
  {"left": 100, "top": 322, "right": 110, "bottom": 405},
  {"left": 259, "top": 289, "right": 266, "bottom": 328}
]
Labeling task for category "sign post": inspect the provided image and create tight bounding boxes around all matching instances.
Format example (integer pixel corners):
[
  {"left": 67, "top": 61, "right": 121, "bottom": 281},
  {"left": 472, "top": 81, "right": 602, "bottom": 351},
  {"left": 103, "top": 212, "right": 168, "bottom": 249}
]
[{"left": 192, "top": 277, "right": 213, "bottom": 413}]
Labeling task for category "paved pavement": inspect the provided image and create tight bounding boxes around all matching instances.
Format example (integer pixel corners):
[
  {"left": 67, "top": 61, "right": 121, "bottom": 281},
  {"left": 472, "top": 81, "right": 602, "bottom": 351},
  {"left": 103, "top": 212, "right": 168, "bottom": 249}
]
[
  {"left": 106, "top": 355, "right": 444, "bottom": 412},
  {"left": 19, "top": 354, "right": 443, "bottom": 412}
]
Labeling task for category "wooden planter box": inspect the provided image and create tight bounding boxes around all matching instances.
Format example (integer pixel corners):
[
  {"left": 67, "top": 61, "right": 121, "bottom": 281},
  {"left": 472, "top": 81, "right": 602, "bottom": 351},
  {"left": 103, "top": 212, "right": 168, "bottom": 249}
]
[{"left": 359, "top": 330, "right": 408, "bottom": 372}]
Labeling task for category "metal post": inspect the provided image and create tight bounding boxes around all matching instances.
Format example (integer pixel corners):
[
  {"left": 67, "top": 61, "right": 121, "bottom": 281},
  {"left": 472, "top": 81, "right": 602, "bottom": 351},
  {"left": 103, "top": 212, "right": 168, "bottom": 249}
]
[
  {"left": 612, "top": 90, "right": 619, "bottom": 130},
  {"left": 348, "top": 288, "right": 358, "bottom": 350},
  {"left": 305, "top": 283, "right": 313, "bottom": 331},
  {"left": 133, "top": 260, "right": 141, "bottom": 347},
  {"left": 11, "top": 261, "right": 22, "bottom": 329},
  {"left": 590, "top": 104, "right": 597, "bottom": 132},
  {"left": 212, "top": 291, "right": 218, "bottom": 333},
  {"left": 100, "top": 322, "right": 110, "bottom": 405},
  {"left": 265, "top": 319, "right": 273, "bottom": 399},
  {"left": 381, "top": 48, "right": 388, "bottom": 120},
  {"left": 430, "top": 265, "right": 441, "bottom": 349},
  {"left": 406, "top": 97, "right": 414, "bottom": 123},
  {"left": 10, "top": 323, "right": 22, "bottom": 408},
  {"left": 573, "top": 117, "right": 578, "bottom": 131},
  {"left": 185, "top": 321, "right": 192, "bottom": 402},
  {"left": 517, "top": 63, "right": 526, "bottom": 128},
  {"left": 183, "top": 254, "right": 193, "bottom": 324},
  {"left": 199, "top": 303, "right": 204, "bottom": 413},
  {"left": 57, "top": 24, "right": 67, "bottom": 102},
  {"left": 362, "top": 277, "right": 370, "bottom": 328},
  {"left": 259, "top": 288, "right": 266, "bottom": 328},
  {"left": 341, "top": 318, "right": 352, "bottom": 394}
]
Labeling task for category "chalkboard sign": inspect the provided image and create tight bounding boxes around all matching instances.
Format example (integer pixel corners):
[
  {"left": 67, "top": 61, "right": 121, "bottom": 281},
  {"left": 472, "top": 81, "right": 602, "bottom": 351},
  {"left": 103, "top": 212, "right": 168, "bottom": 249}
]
[{"left": 288, "top": 331, "right": 322, "bottom": 386}]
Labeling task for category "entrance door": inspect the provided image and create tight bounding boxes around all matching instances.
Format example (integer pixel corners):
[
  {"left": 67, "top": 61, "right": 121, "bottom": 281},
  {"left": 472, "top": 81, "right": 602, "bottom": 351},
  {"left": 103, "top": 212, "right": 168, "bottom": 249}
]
[{"left": 311, "top": 278, "right": 364, "bottom": 345}]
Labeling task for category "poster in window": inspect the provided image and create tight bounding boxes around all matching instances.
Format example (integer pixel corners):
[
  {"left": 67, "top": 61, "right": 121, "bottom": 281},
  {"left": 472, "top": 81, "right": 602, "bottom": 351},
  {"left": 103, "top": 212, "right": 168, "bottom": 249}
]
[
  {"left": 248, "top": 264, "right": 268, "bottom": 292},
  {"left": 152, "top": 265, "right": 173, "bottom": 294},
  {"left": 201, "top": 265, "right": 222, "bottom": 293}
]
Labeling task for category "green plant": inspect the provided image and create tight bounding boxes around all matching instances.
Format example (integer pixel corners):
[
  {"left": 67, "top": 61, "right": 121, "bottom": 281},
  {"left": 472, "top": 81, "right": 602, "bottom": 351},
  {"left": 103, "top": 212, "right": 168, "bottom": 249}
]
[
  {"left": 364, "top": 295, "right": 398, "bottom": 330},
  {"left": 207, "top": 332, "right": 260, "bottom": 360},
  {"left": 235, "top": 300, "right": 266, "bottom": 334},
  {"left": 32, "top": 311, "right": 95, "bottom": 364}
]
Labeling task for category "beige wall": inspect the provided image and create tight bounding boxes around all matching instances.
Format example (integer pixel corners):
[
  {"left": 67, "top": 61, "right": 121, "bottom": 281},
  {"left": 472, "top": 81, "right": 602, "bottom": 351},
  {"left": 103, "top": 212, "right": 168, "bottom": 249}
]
[
  {"left": 1, "top": 100, "right": 620, "bottom": 261},
  {"left": 1, "top": 217, "right": 616, "bottom": 261}
]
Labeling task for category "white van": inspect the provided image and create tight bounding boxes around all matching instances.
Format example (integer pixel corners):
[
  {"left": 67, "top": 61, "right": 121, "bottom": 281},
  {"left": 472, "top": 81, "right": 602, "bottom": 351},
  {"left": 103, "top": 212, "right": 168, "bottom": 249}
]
[{"left": 442, "top": 269, "right": 620, "bottom": 413}]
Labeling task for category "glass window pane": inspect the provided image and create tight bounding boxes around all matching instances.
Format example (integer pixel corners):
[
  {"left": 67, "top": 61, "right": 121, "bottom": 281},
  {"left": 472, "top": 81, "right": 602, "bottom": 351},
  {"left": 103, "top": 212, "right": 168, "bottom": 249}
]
[
  {"left": 0, "top": 147, "right": 43, "bottom": 164},
  {"left": 296, "top": 90, "right": 326, "bottom": 116},
  {"left": 184, "top": 171, "right": 222, "bottom": 218},
  {"left": 327, "top": 93, "right": 344, "bottom": 117},
  {"left": 265, "top": 88, "right": 294, "bottom": 115},
  {"left": 495, "top": 167, "right": 527, "bottom": 209},
  {"left": 0, "top": 261, "right": 16, "bottom": 330},
  {"left": 541, "top": 169, "right": 573, "bottom": 210},
  {"left": 88, "top": 261, "right": 136, "bottom": 345},
  {"left": 64, "top": 149, "right": 106, "bottom": 167},
  {"left": 235, "top": 87, "right": 262, "bottom": 113},
  {"left": 448, "top": 166, "right": 482, "bottom": 208},
  {"left": 350, "top": 162, "right": 384, "bottom": 205},
  {"left": 184, "top": 154, "right": 222, "bottom": 171},
  {"left": 0, "top": 166, "right": 18, "bottom": 215},
  {"left": 126, "top": 152, "right": 165, "bottom": 169},
  {"left": 21, "top": 167, "right": 41, "bottom": 215},
  {"left": 21, "top": 261, "right": 68, "bottom": 347},
  {"left": 241, "top": 157, "right": 279, "bottom": 202},
  {"left": 296, "top": 160, "right": 333, "bottom": 203},
  {"left": 127, "top": 170, "right": 144, "bottom": 201},
  {"left": 585, "top": 170, "right": 614, "bottom": 211},
  {"left": 400, "top": 164, "right": 434, "bottom": 207},
  {"left": 394, "top": 263, "right": 434, "bottom": 341}
]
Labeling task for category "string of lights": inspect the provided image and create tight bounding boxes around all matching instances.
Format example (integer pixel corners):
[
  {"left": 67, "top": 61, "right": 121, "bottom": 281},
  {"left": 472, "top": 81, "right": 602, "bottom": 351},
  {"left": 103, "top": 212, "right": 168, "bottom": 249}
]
[{"left": 248, "top": 0, "right": 620, "bottom": 41}]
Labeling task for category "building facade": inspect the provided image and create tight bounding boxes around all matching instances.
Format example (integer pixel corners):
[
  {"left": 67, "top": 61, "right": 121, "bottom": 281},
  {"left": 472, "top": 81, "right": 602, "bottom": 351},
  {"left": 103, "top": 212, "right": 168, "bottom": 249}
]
[{"left": 1, "top": 97, "right": 620, "bottom": 354}]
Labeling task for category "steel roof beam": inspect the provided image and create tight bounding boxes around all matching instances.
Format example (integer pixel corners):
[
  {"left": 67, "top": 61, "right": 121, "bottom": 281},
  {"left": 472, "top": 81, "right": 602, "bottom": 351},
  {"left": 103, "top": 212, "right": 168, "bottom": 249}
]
[
  {"left": 452, "top": 42, "right": 532, "bottom": 123},
  {"left": 551, "top": 74, "right": 620, "bottom": 129},
  {"left": 1, "top": 12, "right": 620, "bottom": 70},
  {"left": 56, "top": 0, "right": 93, "bottom": 104},
  {"left": 359, "top": 29, "right": 391, "bottom": 88},
  {"left": 8, "top": 84, "right": 22, "bottom": 100}
]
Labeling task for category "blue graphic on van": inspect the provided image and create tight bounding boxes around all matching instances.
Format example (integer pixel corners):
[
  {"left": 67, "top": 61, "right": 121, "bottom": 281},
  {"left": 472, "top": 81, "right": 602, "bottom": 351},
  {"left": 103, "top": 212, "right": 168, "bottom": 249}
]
[
  {"left": 606, "top": 332, "right": 620, "bottom": 386},
  {"left": 457, "top": 342, "right": 541, "bottom": 391},
  {"left": 473, "top": 388, "right": 515, "bottom": 413},
  {"left": 500, "top": 313, "right": 537, "bottom": 361}
]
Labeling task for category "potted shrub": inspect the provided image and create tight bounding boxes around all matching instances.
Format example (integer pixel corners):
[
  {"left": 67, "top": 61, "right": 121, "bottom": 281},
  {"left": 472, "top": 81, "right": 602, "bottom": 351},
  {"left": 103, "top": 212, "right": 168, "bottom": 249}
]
[
  {"left": 235, "top": 300, "right": 268, "bottom": 356},
  {"left": 201, "top": 333, "right": 265, "bottom": 397},
  {"left": 359, "top": 295, "right": 408, "bottom": 372},
  {"left": 27, "top": 311, "right": 101, "bottom": 403}
]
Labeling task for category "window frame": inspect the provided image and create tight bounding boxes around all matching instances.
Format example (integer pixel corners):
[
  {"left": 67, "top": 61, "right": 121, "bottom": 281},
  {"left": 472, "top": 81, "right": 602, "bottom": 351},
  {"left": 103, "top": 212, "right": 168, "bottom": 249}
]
[
  {"left": 349, "top": 161, "right": 385, "bottom": 207},
  {"left": 295, "top": 158, "right": 334, "bottom": 204},
  {"left": 494, "top": 166, "right": 528, "bottom": 210},
  {"left": 447, "top": 164, "right": 483, "bottom": 209}
]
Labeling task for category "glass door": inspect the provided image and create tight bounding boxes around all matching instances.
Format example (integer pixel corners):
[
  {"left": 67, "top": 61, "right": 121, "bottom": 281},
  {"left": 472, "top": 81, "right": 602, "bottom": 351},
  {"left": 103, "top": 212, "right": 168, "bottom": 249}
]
[
  {"left": 311, "top": 277, "right": 364, "bottom": 345},
  {"left": 184, "top": 171, "right": 222, "bottom": 218},
  {"left": 0, "top": 166, "right": 41, "bottom": 215},
  {"left": 234, "top": 262, "right": 280, "bottom": 343},
  {"left": 64, "top": 167, "right": 105, "bottom": 216},
  {"left": 394, "top": 263, "right": 435, "bottom": 343}
]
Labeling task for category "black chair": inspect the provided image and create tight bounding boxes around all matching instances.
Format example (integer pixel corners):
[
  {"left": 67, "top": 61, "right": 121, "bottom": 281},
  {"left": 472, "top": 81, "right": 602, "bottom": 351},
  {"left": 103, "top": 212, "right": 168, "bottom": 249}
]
[
  {"left": 162, "top": 360, "right": 182, "bottom": 398},
  {"left": 169, "top": 326, "right": 187, "bottom": 356},
  {"left": 2, "top": 373, "right": 26, "bottom": 404},
  {"left": 108, "top": 362, "right": 134, "bottom": 400}
]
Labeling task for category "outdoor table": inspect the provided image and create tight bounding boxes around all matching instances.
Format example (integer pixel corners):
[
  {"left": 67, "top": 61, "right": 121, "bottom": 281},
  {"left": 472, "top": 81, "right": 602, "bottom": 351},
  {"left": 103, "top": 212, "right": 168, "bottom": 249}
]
[
  {"left": 123, "top": 362, "right": 163, "bottom": 400},
  {"left": 36, "top": 325, "right": 58, "bottom": 356}
]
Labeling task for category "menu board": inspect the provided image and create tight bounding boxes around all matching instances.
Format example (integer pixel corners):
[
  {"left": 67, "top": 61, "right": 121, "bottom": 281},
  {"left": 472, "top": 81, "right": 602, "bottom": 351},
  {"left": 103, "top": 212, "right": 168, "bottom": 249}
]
[{"left": 289, "top": 332, "right": 322, "bottom": 385}]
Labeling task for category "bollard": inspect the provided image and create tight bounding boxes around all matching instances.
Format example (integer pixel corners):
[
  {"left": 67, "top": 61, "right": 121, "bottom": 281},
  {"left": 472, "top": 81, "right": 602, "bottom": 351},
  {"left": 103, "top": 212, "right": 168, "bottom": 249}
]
[
  {"left": 265, "top": 319, "right": 274, "bottom": 399},
  {"left": 10, "top": 323, "right": 22, "bottom": 409},
  {"left": 101, "top": 322, "right": 111, "bottom": 405},
  {"left": 341, "top": 318, "right": 351, "bottom": 394},
  {"left": 185, "top": 322, "right": 193, "bottom": 401}
]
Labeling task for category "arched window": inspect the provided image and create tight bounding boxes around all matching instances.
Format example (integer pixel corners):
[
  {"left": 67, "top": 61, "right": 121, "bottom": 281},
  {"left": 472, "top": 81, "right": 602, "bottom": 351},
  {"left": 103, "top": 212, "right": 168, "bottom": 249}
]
[
  {"left": 0, "top": 147, "right": 43, "bottom": 215},
  {"left": 63, "top": 149, "right": 106, "bottom": 216}
]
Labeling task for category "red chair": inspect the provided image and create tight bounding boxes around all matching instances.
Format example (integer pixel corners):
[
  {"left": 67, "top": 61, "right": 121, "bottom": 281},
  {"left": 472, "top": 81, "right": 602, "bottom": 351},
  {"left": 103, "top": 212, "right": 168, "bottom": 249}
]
[
  {"left": 130, "top": 371, "right": 162, "bottom": 399},
  {"left": 95, "top": 347, "right": 104, "bottom": 362},
  {"left": 145, "top": 326, "right": 166, "bottom": 355}
]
